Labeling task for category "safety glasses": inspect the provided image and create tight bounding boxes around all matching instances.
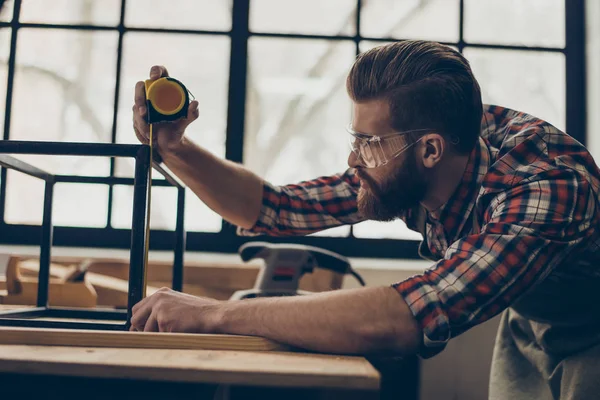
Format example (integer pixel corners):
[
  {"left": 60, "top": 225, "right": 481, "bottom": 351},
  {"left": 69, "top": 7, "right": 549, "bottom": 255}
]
[{"left": 347, "top": 124, "right": 431, "bottom": 168}]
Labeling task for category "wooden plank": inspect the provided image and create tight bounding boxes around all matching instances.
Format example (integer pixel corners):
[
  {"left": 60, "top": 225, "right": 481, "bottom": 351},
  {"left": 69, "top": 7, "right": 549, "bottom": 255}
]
[
  {"left": 5, "top": 256, "right": 21, "bottom": 294},
  {"left": 18, "top": 257, "right": 345, "bottom": 296},
  {"left": 17, "top": 261, "right": 160, "bottom": 308},
  {"left": 86, "top": 260, "right": 261, "bottom": 290},
  {"left": 0, "top": 327, "right": 288, "bottom": 352},
  {"left": 0, "top": 345, "right": 380, "bottom": 390},
  {"left": 13, "top": 257, "right": 345, "bottom": 308},
  {"left": 18, "top": 259, "right": 80, "bottom": 282},
  {"left": 88, "top": 273, "right": 159, "bottom": 308},
  {"left": 0, "top": 277, "right": 97, "bottom": 308}
]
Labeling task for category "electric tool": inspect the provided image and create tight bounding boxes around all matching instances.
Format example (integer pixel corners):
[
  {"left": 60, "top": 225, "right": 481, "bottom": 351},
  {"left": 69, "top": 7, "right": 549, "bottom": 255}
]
[{"left": 230, "top": 242, "right": 366, "bottom": 300}]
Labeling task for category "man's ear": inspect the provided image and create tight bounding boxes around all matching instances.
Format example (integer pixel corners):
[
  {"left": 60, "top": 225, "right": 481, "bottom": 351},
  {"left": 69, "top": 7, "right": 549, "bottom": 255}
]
[{"left": 420, "top": 134, "right": 445, "bottom": 169}]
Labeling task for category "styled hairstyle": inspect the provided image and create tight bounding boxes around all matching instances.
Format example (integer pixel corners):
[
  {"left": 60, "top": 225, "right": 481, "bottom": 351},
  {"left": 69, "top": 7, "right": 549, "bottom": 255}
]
[{"left": 346, "top": 40, "right": 483, "bottom": 154}]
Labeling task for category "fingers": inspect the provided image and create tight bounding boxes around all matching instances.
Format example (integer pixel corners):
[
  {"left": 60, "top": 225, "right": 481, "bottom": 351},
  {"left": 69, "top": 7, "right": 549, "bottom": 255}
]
[
  {"left": 150, "top": 65, "right": 169, "bottom": 80},
  {"left": 133, "top": 80, "right": 150, "bottom": 144},
  {"left": 173, "top": 100, "right": 200, "bottom": 132},
  {"left": 188, "top": 100, "right": 200, "bottom": 121},
  {"left": 132, "top": 105, "right": 150, "bottom": 143},
  {"left": 144, "top": 311, "right": 159, "bottom": 332},
  {"left": 133, "top": 123, "right": 148, "bottom": 145},
  {"left": 134, "top": 81, "right": 147, "bottom": 111},
  {"left": 130, "top": 297, "right": 153, "bottom": 331}
]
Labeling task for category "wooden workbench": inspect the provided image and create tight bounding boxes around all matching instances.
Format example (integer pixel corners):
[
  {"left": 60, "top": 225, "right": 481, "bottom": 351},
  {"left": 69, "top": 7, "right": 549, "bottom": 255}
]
[
  {"left": 0, "top": 306, "right": 381, "bottom": 399},
  {"left": 0, "top": 305, "right": 418, "bottom": 400},
  {"left": 0, "top": 344, "right": 380, "bottom": 399}
]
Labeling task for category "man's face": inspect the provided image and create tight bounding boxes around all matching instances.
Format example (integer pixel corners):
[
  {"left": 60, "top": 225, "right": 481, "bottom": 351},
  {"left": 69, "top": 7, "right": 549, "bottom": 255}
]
[{"left": 348, "top": 100, "right": 428, "bottom": 221}]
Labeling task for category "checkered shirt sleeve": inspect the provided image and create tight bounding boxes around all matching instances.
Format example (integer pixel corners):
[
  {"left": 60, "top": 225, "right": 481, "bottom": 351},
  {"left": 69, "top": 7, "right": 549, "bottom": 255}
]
[
  {"left": 237, "top": 168, "right": 363, "bottom": 236},
  {"left": 393, "top": 166, "right": 598, "bottom": 358}
]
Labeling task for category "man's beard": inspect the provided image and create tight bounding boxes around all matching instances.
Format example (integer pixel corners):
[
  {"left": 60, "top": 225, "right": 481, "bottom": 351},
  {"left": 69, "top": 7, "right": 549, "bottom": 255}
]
[{"left": 357, "top": 149, "right": 427, "bottom": 221}]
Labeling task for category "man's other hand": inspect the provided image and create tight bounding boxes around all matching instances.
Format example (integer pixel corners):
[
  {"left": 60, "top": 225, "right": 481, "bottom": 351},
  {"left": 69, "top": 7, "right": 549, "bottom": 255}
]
[{"left": 130, "top": 287, "right": 222, "bottom": 333}]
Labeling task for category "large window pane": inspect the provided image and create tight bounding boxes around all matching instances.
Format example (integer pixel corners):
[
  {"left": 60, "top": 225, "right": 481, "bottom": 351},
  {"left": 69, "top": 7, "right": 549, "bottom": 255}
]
[
  {"left": 465, "top": 0, "right": 565, "bottom": 48},
  {"left": 10, "top": 28, "right": 116, "bottom": 176},
  {"left": 5, "top": 170, "right": 43, "bottom": 225},
  {"left": 250, "top": 0, "right": 355, "bottom": 36},
  {"left": 3, "top": 154, "right": 113, "bottom": 226},
  {"left": 112, "top": 185, "right": 175, "bottom": 230},
  {"left": 0, "top": 29, "right": 10, "bottom": 136},
  {"left": 245, "top": 37, "right": 354, "bottom": 182},
  {"left": 5, "top": 176, "right": 109, "bottom": 227},
  {"left": 125, "top": 0, "right": 231, "bottom": 31},
  {"left": 0, "top": 0, "right": 14, "bottom": 22},
  {"left": 112, "top": 185, "right": 223, "bottom": 233},
  {"left": 115, "top": 32, "right": 229, "bottom": 233},
  {"left": 19, "top": 0, "right": 121, "bottom": 25},
  {"left": 183, "top": 189, "right": 222, "bottom": 232},
  {"left": 52, "top": 183, "right": 108, "bottom": 227},
  {"left": 360, "top": 0, "right": 459, "bottom": 42},
  {"left": 464, "top": 48, "right": 565, "bottom": 132},
  {"left": 245, "top": 37, "right": 355, "bottom": 237},
  {"left": 360, "top": 40, "right": 458, "bottom": 55},
  {"left": 359, "top": 40, "right": 393, "bottom": 53}
]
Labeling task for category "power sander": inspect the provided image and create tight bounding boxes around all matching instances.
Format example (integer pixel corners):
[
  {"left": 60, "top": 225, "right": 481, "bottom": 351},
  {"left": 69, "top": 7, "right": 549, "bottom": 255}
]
[{"left": 230, "top": 242, "right": 365, "bottom": 300}]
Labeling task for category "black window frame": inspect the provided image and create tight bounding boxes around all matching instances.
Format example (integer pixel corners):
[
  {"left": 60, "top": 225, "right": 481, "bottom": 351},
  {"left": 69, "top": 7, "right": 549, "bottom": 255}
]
[{"left": 0, "top": 0, "right": 586, "bottom": 259}]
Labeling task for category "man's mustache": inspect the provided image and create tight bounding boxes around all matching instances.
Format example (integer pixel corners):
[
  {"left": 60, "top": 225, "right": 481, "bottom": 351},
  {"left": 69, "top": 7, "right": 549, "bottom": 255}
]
[{"left": 355, "top": 169, "right": 379, "bottom": 195}]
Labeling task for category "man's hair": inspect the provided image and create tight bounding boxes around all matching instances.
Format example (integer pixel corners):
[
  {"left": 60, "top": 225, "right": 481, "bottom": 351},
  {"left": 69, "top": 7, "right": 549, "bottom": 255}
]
[{"left": 346, "top": 40, "right": 483, "bottom": 154}]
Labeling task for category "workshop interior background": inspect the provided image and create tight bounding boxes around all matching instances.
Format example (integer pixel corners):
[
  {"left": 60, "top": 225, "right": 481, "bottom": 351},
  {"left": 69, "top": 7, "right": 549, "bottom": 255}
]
[{"left": 0, "top": 1, "right": 599, "bottom": 399}]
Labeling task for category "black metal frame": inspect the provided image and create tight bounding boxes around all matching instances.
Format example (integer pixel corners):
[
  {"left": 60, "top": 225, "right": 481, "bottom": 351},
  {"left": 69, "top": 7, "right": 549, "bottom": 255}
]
[
  {"left": 0, "top": 140, "right": 185, "bottom": 330},
  {"left": 0, "top": 0, "right": 586, "bottom": 259}
]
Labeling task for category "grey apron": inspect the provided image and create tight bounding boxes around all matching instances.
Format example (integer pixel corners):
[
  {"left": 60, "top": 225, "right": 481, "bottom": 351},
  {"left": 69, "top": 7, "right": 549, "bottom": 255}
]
[{"left": 488, "top": 272, "right": 600, "bottom": 400}]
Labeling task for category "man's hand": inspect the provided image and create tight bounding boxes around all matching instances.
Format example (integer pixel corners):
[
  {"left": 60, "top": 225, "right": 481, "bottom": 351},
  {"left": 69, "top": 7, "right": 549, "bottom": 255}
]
[
  {"left": 132, "top": 65, "right": 200, "bottom": 156},
  {"left": 129, "top": 285, "right": 421, "bottom": 356},
  {"left": 130, "top": 287, "right": 223, "bottom": 333}
]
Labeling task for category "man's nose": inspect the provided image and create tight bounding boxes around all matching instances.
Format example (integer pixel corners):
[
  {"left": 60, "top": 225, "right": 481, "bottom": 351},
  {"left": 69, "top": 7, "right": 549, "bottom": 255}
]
[{"left": 348, "top": 150, "right": 360, "bottom": 168}]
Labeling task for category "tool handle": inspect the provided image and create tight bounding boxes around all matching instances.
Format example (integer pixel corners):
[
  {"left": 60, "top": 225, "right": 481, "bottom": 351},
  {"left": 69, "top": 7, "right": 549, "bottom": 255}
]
[
  {"left": 239, "top": 241, "right": 271, "bottom": 262},
  {"left": 239, "top": 242, "right": 351, "bottom": 273}
]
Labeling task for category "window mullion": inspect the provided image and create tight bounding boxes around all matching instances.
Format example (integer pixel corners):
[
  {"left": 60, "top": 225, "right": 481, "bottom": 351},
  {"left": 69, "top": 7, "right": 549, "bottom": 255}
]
[{"left": 106, "top": 0, "right": 127, "bottom": 228}]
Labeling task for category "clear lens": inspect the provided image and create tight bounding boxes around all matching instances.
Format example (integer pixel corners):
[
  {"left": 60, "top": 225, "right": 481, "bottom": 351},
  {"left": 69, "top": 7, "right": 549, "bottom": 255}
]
[
  {"left": 350, "top": 132, "right": 422, "bottom": 168},
  {"left": 347, "top": 124, "right": 430, "bottom": 168},
  {"left": 349, "top": 135, "right": 387, "bottom": 168}
]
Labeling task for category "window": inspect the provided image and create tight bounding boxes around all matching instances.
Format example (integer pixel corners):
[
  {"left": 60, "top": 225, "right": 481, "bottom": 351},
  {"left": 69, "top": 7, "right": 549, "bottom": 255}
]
[{"left": 0, "top": 0, "right": 585, "bottom": 259}]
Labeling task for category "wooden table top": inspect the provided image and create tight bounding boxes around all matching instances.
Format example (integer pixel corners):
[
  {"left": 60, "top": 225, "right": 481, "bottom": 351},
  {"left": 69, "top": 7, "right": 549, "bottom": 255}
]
[
  {"left": 0, "top": 345, "right": 380, "bottom": 390},
  {"left": 0, "top": 306, "right": 380, "bottom": 391}
]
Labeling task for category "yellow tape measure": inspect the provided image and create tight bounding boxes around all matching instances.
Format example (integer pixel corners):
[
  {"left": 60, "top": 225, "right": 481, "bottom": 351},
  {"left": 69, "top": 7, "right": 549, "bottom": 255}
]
[{"left": 143, "top": 77, "right": 190, "bottom": 297}]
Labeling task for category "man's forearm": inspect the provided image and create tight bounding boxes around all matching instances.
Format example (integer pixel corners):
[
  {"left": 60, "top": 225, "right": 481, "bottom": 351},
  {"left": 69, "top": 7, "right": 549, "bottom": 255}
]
[
  {"left": 160, "top": 137, "right": 263, "bottom": 229},
  {"left": 216, "top": 286, "right": 422, "bottom": 355}
]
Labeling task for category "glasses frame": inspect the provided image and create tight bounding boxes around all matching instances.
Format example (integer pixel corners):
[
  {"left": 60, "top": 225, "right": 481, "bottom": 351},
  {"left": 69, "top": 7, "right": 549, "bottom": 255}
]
[{"left": 347, "top": 125, "right": 432, "bottom": 168}]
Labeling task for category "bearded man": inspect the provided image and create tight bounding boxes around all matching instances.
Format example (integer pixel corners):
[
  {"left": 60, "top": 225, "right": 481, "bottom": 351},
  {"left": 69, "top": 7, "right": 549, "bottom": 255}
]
[{"left": 130, "top": 40, "right": 600, "bottom": 399}]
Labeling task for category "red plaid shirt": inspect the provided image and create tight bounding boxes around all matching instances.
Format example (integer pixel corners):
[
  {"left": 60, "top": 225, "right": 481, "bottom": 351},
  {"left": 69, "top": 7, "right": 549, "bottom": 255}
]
[{"left": 238, "top": 105, "right": 600, "bottom": 357}]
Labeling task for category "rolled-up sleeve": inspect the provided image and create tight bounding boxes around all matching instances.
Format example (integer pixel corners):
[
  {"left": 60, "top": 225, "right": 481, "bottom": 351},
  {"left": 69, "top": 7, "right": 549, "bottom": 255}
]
[
  {"left": 393, "top": 169, "right": 598, "bottom": 358},
  {"left": 237, "top": 168, "right": 364, "bottom": 237}
]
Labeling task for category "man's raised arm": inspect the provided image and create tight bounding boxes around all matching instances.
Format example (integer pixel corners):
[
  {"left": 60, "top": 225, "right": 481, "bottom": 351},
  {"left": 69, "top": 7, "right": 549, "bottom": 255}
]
[{"left": 133, "top": 65, "right": 363, "bottom": 236}]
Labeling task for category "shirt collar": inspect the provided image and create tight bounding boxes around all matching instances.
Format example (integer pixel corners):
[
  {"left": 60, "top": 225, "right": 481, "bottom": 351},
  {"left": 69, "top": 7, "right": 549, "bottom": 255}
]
[{"left": 427, "top": 136, "right": 490, "bottom": 240}]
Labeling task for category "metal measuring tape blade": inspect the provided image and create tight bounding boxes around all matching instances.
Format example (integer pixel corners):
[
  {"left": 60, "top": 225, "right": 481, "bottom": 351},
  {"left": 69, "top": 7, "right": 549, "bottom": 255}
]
[{"left": 141, "top": 77, "right": 192, "bottom": 297}]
